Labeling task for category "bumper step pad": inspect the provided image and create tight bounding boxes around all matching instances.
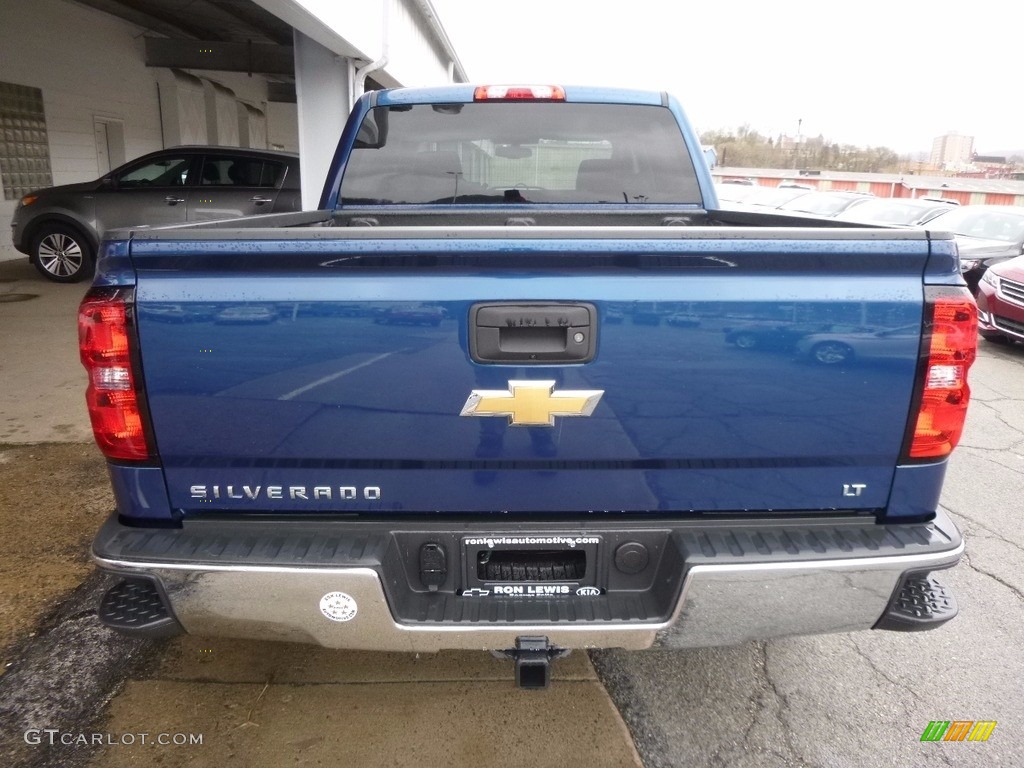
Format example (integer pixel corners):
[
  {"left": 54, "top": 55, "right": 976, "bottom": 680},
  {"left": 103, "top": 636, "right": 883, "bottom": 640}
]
[
  {"left": 98, "top": 578, "right": 184, "bottom": 639},
  {"left": 875, "top": 573, "right": 958, "bottom": 632}
]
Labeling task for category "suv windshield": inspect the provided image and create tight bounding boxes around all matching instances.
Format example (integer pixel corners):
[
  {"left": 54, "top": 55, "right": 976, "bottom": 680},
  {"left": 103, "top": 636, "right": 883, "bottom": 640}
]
[{"left": 339, "top": 102, "right": 700, "bottom": 205}]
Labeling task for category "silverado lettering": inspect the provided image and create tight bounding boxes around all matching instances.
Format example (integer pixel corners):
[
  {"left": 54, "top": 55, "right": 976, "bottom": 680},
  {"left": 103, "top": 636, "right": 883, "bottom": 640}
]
[{"left": 189, "top": 485, "right": 382, "bottom": 501}]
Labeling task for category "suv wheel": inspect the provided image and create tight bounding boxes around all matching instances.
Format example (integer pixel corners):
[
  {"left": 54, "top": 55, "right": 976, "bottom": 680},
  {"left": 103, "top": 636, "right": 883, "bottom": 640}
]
[{"left": 31, "top": 225, "right": 95, "bottom": 283}]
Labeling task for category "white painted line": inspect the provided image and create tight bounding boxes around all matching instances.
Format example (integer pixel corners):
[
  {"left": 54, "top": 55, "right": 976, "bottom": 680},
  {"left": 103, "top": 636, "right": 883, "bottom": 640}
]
[{"left": 279, "top": 352, "right": 393, "bottom": 401}]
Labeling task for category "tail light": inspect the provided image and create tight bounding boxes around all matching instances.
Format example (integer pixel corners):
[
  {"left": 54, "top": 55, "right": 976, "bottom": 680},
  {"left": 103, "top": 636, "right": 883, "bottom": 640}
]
[
  {"left": 78, "top": 287, "right": 154, "bottom": 461},
  {"left": 902, "top": 287, "right": 978, "bottom": 461}
]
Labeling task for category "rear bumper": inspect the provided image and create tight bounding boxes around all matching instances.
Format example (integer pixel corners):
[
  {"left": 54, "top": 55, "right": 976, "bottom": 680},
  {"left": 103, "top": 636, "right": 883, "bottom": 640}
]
[
  {"left": 10, "top": 215, "right": 29, "bottom": 254},
  {"left": 92, "top": 511, "right": 963, "bottom": 651}
]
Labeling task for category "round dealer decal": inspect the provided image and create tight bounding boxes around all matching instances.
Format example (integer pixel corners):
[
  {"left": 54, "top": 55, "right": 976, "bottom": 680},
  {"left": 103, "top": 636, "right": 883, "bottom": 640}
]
[{"left": 319, "top": 591, "right": 358, "bottom": 622}]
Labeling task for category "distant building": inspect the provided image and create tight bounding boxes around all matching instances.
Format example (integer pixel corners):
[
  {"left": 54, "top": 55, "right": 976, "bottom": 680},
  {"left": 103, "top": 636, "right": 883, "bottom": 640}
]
[
  {"left": 930, "top": 133, "right": 975, "bottom": 169},
  {"left": 711, "top": 165, "right": 1024, "bottom": 206},
  {"left": 777, "top": 134, "right": 799, "bottom": 152},
  {"left": 963, "top": 155, "right": 1012, "bottom": 179}
]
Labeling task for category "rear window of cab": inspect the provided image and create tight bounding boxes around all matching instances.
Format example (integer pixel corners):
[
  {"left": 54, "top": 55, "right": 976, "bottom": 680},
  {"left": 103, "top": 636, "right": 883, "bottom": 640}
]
[{"left": 339, "top": 102, "right": 701, "bottom": 205}]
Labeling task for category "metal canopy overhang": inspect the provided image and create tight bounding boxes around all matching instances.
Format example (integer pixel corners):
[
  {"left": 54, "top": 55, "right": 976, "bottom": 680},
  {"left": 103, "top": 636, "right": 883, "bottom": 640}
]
[
  {"left": 71, "top": 0, "right": 300, "bottom": 98},
  {"left": 71, "top": 0, "right": 295, "bottom": 45},
  {"left": 70, "top": 0, "right": 466, "bottom": 102},
  {"left": 143, "top": 37, "right": 294, "bottom": 76}
]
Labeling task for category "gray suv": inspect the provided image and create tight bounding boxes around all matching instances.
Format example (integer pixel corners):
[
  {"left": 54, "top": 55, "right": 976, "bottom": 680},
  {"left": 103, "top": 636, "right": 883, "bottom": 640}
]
[{"left": 11, "top": 146, "right": 301, "bottom": 282}]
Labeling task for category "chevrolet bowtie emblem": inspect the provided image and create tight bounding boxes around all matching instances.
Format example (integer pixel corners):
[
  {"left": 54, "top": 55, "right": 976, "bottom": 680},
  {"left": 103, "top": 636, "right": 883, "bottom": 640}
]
[{"left": 460, "top": 380, "right": 604, "bottom": 426}]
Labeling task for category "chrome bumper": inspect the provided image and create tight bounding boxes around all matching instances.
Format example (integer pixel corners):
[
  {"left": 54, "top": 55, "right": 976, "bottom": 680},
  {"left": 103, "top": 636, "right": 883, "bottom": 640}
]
[{"left": 93, "top": 515, "right": 964, "bottom": 651}]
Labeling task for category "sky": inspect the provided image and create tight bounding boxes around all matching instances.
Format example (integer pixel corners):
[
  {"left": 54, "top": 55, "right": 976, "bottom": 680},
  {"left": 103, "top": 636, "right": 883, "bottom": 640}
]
[{"left": 430, "top": 0, "right": 1021, "bottom": 156}]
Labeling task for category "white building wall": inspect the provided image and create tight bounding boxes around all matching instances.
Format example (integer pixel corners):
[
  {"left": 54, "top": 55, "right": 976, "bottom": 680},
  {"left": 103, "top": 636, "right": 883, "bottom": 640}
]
[
  {"left": 386, "top": 0, "right": 453, "bottom": 86},
  {"left": 277, "top": 0, "right": 384, "bottom": 63},
  {"left": 0, "top": 0, "right": 164, "bottom": 255},
  {"left": 280, "top": 0, "right": 455, "bottom": 87},
  {"left": 0, "top": 0, "right": 297, "bottom": 260}
]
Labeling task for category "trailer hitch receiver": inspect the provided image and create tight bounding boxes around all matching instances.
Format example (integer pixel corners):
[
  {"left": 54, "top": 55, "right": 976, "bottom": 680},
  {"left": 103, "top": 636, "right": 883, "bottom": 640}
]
[{"left": 500, "top": 636, "right": 571, "bottom": 689}]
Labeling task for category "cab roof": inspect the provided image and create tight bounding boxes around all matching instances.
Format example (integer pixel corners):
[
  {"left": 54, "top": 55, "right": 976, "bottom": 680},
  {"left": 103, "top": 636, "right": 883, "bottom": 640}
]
[{"left": 370, "top": 85, "right": 669, "bottom": 107}]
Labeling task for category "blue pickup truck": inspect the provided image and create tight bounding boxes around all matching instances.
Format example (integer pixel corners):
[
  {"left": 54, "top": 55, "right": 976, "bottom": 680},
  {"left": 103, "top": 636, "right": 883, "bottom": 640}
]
[{"left": 81, "top": 85, "right": 977, "bottom": 688}]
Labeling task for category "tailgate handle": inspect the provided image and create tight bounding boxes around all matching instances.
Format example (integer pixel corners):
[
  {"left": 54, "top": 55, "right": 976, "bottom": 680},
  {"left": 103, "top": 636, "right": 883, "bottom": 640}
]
[{"left": 469, "top": 303, "right": 596, "bottom": 364}]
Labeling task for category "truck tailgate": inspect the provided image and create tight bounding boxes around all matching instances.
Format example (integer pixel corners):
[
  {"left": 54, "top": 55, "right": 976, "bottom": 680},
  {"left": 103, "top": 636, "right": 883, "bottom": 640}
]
[{"left": 130, "top": 229, "right": 931, "bottom": 516}]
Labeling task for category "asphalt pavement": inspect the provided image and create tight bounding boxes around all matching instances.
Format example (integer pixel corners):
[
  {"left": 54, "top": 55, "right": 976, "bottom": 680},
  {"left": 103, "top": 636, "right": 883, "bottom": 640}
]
[
  {"left": 592, "top": 340, "right": 1024, "bottom": 767},
  {"left": 1, "top": 255, "right": 1021, "bottom": 767}
]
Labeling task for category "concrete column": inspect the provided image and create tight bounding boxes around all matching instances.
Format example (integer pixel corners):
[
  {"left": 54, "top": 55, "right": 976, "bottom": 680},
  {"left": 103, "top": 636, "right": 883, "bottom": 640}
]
[{"left": 294, "top": 30, "right": 353, "bottom": 210}]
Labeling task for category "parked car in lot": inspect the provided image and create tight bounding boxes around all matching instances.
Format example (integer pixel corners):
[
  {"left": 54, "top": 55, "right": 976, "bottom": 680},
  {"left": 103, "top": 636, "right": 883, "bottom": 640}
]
[
  {"left": 713, "top": 182, "right": 761, "bottom": 204},
  {"left": 140, "top": 303, "right": 189, "bottom": 323},
  {"left": 796, "top": 324, "right": 921, "bottom": 365},
  {"left": 833, "top": 197, "right": 958, "bottom": 227},
  {"left": 776, "top": 190, "right": 874, "bottom": 218},
  {"left": 975, "top": 255, "right": 1024, "bottom": 344},
  {"left": 213, "top": 305, "right": 278, "bottom": 324},
  {"left": 666, "top": 312, "right": 701, "bottom": 327},
  {"left": 723, "top": 186, "right": 814, "bottom": 209},
  {"left": 604, "top": 308, "right": 625, "bottom": 323},
  {"left": 373, "top": 304, "right": 445, "bottom": 326},
  {"left": 925, "top": 205, "right": 1024, "bottom": 294},
  {"left": 725, "top": 321, "right": 866, "bottom": 353},
  {"left": 10, "top": 146, "right": 301, "bottom": 282}
]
